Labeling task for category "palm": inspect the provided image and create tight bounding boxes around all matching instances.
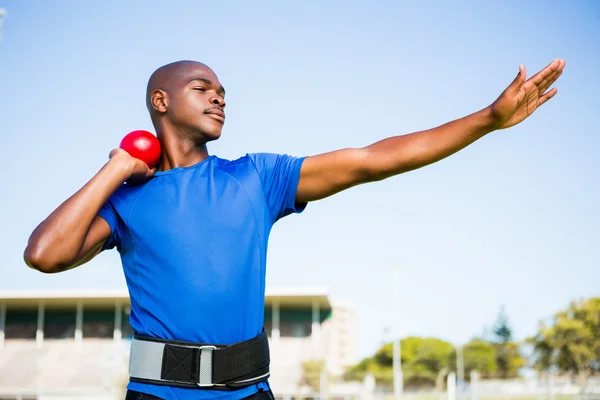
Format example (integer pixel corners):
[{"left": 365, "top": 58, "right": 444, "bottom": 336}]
[{"left": 491, "top": 59, "right": 566, "bottom": 130}]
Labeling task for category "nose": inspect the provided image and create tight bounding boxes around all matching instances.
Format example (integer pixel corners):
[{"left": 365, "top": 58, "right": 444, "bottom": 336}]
[{"left": 211, "top": 94, "right": 226, "bottom": 108}]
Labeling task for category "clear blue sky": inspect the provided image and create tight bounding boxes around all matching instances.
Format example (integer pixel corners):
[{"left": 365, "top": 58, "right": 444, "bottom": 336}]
[{"left": 1, "top": 1, "right": 598, "bottom": 360}]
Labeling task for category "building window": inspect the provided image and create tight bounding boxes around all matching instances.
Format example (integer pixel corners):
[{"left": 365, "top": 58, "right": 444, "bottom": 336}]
[
  {"left": 45, "top": 309, "right": 76, "bottom": 339},
  {"left": 280, "top": 321, "right": 311, "bottom": 338},
  {"left": 82, "top": 309, "right": 114, "bottom": 338},
  {"left": 4, "top": 308, "right": 37, "bottom": 339}
]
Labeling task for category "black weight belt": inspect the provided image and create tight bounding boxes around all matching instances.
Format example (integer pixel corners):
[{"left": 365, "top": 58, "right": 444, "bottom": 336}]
[{"left": 128, "top": 331, "right": 270, "bottom": 389}]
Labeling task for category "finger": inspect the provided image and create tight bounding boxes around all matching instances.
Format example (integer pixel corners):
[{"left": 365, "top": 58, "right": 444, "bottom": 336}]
[
  {"left": 532, "top": 67, "right": 561, "bottom": 95},
  {"left": 537, "top": 87, "right": 558, "bottom": 107},
  {"left": 537, "top": 60, "right": 565, "bottom": 92},
  {"left": 509, "top": 64, "right": 527, "bottom": 89},
  {"left": 529, "top": 59, "right": 562, "bottom": 86},
  {"left": 528, "top": 59, "right": 561, "bottom": 85},
  {"left": 537, "top": 68, "right": 563, "bottom": 95}
]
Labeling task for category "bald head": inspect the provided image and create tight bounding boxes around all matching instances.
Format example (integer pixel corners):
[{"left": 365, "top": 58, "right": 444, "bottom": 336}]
[
  {"left": 145, "top": 60, "right": 227, "bottom": 142},
  {"left": 146, "top": 60, "right": 211, "bottom": 114}
]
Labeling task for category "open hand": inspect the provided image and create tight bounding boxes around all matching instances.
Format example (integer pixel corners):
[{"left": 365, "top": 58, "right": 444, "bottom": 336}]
[{"left": 490, "top": 59, "right": 566, "bottom": 130}]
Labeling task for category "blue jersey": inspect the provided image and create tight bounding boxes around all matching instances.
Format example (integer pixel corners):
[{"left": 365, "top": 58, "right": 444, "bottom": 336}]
[{"left": 98, "top": 153, "right": 306, "bottom": 400}]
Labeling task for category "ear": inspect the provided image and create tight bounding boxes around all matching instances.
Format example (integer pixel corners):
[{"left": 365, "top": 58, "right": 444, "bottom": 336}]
[{"left": 151, "top": 89, "right": 168, "bottom": 114}]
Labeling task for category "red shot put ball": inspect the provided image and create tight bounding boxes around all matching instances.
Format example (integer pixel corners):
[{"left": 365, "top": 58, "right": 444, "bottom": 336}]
[{"left": 119, "top": 130, "right": 161, "bottom": 168}]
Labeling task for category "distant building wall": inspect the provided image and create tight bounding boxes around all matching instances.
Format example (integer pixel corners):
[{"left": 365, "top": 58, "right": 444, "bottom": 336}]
[{"left": 0, "top": 290, "right": 357, "bottom": 395}]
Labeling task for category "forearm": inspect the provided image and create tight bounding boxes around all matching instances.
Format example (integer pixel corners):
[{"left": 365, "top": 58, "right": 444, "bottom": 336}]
[
  {"left": 364, "top": 106, "right": 498, "bottom": 180},
  {"left": 24, "top": 157, "right": 132, "bottom": 269}
]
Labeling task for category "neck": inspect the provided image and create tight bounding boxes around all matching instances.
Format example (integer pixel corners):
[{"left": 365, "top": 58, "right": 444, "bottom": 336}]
[{"left": 156, "top": 126, "right": 210, "bottom": 171}]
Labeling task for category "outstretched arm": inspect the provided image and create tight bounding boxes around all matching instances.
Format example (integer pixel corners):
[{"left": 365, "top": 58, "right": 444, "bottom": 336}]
[{"left": 296, "top": 59, "right": 565, "bottom": 203}]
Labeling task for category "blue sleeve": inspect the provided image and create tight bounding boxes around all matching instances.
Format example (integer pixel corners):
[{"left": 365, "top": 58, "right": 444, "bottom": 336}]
[
  {"left": 248, "top": 153, "right": 307, "bottom": 222},
  {"left": 97, "top": 200, "right": 119, "bottom": 251}
]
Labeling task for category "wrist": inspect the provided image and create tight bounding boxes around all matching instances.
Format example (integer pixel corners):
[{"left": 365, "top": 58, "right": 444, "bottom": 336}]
[{"left": 479, "top": 105, "right": 501, "bottom": 131}]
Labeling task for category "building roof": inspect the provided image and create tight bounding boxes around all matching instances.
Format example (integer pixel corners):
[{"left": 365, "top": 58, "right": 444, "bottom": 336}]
[{"left": 0, "top": 287, "right": 332, "bottom": 309}]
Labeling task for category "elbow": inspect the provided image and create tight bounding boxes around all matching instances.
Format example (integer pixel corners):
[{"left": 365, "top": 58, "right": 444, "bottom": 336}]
[
  {"left": 23, "top": 245, "right": 69, "bottom": 274},
  {"left": 352, "top": 149, "right": 390, "bottom": 183},
  {"left": 363, "top": 159, "right": 418, "bottom": 182},
  {"left": 360, "top": 148, "right": 406, "bottom": 183},
  {"left": 362, "top": 168, "right": 388, "bottom": 183},
  {"left": 362, "top": 144, "right": 428, "bottom": 182},
  {"left": 362, "top": 163, "right": 397, "bottom": 183}
]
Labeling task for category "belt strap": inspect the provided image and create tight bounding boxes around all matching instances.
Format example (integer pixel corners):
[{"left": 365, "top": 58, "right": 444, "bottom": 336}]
[{"left": 129, "top": 331, "right": 270, "bottom": 389}]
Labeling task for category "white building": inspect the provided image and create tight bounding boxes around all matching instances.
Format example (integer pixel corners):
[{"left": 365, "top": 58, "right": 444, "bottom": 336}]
[{"left": 0, "top": 287, "right": 356, "bottom": 400}]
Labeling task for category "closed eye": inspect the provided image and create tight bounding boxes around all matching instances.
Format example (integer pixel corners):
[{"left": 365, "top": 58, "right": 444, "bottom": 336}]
[{"left": 193, "top": 87, "right": 206, "bottom": 92}]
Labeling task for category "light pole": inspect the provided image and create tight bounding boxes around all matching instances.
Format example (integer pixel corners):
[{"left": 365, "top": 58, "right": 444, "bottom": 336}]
[
  {"left": 393, "top": 336, "right": 403, "bottom": 400},
  {"left": 457, "top": 344, "right": 464, "bottom": 384},
  {"left": 391, "top": 266, "right": 403, "bottom": 400}
]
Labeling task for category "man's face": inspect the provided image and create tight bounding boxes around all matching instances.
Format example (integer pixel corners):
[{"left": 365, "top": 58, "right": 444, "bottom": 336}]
[{"left": 164, "top": 64, "right": 226, "bottom": 142}]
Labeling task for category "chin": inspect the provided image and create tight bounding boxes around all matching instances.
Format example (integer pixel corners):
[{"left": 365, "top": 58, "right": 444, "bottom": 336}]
[
  {"left": 204, "top": 131, "right": 222, "bottom": 142},
  {"left": 193, "top": 123, "right": 223, "bottom": 142}
]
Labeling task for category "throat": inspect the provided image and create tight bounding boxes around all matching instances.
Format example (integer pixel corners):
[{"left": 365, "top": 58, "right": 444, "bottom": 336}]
[{"left": 157, "top": 135, "right": 210, "bottom": 171}]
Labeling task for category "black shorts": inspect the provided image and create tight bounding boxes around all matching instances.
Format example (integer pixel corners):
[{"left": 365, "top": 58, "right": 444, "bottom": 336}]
[{"left": 125, "top": 388, "right": 275, "bottom": 400}]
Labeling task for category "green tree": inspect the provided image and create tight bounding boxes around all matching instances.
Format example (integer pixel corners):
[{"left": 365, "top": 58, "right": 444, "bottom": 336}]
[
  {"left": 299, "top": 359, "right": 326, "bottom": 391},
  {"left": 345, "top": 337, "right": 454, "bottom": 389},
  {"left": 494, "top": 307, "right": 512, "bottom": 343},
  {"left": 490, "top": 307, "right": 526, "bottom": 378},
  {"left": 400, "top": 337, "right": 454, "bottom": 389},
  {"left": 461, "top": 338, "right": 498, "bottom": 379},
  {"left": 344, "top": 355, "right": 392, "bottom": 387},
  {"left": 528, "top": 297, "right": 600, "bottom": 389}
]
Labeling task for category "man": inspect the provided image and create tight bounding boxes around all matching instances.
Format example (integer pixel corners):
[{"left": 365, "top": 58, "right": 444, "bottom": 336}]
[{"left": 23, "top": 59, "right": 565, "bottom": 400}]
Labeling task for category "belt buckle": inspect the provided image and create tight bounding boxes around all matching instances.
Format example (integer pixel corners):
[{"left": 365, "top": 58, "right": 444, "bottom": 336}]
[{"left": 197, "top": 345, "right": 217, "bottom": 387}]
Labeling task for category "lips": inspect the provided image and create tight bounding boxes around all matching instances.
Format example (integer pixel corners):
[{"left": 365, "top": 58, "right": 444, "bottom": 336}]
[{"left": 205, "top": 108, "right": 225, "bottom": 122}]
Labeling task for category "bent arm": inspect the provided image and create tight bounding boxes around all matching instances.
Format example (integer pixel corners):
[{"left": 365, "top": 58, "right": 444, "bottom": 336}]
[
  {"left": 296, "top": 107, "right": 496, "bottom": 203},
  {"left": 23, "top": 154, "right": 135, "bottom": 273}
]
